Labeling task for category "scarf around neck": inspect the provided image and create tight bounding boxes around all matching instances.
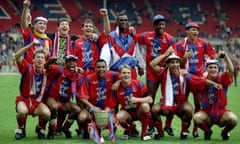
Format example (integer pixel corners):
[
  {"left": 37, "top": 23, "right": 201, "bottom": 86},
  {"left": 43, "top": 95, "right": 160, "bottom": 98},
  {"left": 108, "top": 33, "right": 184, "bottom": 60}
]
[
  {"left": 164, "top": 69, "right": 185, "bottom": 107},
  {"left": 29, "top": 66, "right": 47, "bottom": 102},
  {"left": 34, "top": 31, "right": 49, "bottom": 49},
  {"left": 52, "top": 32, "right": 71, "bottom": 56},
  {"left": 63, "top": 67, "right": 81, "bottom": 99}
]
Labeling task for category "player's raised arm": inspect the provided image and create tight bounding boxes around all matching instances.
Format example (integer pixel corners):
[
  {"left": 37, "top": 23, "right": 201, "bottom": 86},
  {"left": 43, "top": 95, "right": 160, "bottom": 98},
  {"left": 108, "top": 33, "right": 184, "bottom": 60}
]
[
  {"left": 99, "top": 8, "right": 111, "bottom": 35},
  {"left": 15, "top": 39, "right": 39, "bottom": 64},
  {"left": 21, "top": 0, "right": 31, "bottom": 31}
]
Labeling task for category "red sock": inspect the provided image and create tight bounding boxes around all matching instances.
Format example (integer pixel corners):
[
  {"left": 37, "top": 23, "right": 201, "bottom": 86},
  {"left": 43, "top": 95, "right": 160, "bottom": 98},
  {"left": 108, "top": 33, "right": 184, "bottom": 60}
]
[
  {"left": 148, "top": 118, "right": 154, "bottom": 127},
  {"left": 222, "top": 123, "right": 235, "bottom": 134},
  {"left": 193, "top": 125, "right": 198, "bottom": 132},
  {"left": 120, "top": 122, "right": 131, "bottom": 132},
  {"left": 49, "top": 118, "right": 57, "bottom": 130},
  {"left": 198, "top": 121, "right": 210, "bottom": 132},
  {"left": 165, "top": 114, "right": 174, "bottom": 128},
  {"left": 181, "top": 121, "right": 190, "bottom": 133},
  {"left": 155, "top": 121, "right": 164, "bottom": 134},
  {"left": 76, "top": 120, "right": 83, "bottom": 131},
  {"left": 57, "top": 113, "right": 66, "bottom": 130},
  {"left": 17, "top": 116, "right": 26, "bottom": 130},
  {"left": 38, "top": 117, "right": 47, "bottom": 130},
  {"left": 140, "top": 112, "right": 150, "bottom": 136},
  {"left": 63, "top": 119, "right": 74, "bottom": 130}
]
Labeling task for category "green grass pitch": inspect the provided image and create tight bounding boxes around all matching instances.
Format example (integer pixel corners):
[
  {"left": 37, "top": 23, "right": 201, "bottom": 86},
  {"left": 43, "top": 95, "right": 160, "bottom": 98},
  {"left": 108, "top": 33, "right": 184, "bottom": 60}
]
[{"left": 0, "top": 74, "right": 239, "bottom": 144}]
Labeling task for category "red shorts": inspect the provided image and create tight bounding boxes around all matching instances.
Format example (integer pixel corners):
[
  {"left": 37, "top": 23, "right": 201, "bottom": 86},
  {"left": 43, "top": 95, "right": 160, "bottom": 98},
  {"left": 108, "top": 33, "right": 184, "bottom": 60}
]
[
  {"left": 15, "top": 96, "right": 41, "bottom": 114},
  {"left": 204, "top": 108, "right": 230, "bottom": 124},
  {"left": 160, "top": 100, "right": 188, "bottom": 113},
  {"left": 125, "top": 108, "right": 138, "bottom": 121},
  {"left": 146, "top": 67, "right": 161, "bottom": 83}
]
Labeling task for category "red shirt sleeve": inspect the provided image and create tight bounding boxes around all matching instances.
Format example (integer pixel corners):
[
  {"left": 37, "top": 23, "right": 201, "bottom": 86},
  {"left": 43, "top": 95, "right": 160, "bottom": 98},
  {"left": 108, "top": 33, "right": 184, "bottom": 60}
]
[
  {"left": 205, "top": 41, "right": 216, "bottom": 59},
  {"left": 221, "top": 72, "right": 233, "bottom": 87},
  {"left": 21, "top": 27, "right": 32, "bottom": 42},
  {"left": 105, "top": 91, "right": 118, "bottom": 109},
  {"left": 98, "top": 32, "right": 109, "bottom": 48},
  {"left": 185, "top": 73, "right": 207, "bottom": 91},
  {"left": 17, "top": 59, "right": 29, "bottom": 74},
  {"left": 78, "top": 78, "right": 90, "bottom": 100}
]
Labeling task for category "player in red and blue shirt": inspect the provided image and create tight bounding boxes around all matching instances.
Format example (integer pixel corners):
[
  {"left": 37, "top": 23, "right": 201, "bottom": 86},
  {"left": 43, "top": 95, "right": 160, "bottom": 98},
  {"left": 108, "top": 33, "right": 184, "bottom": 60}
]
[
  {"left": 176, "top": 22, "right": 216, "bottom": 137},
  {"left": 74, "top": 9, "right": 110, "bottom": 76},
  {"left": 193, "top": 51, "right": 238, "bottom": 141},
  {"left": 79, "top": 60, "right": 119, "bottom": 110},
  {"left": 176, "top": 23, "right": 216, "bottom": 75},
  {"left": 135, "top": 14, "right": 177, "bottom": 135},
  {"left": 44, "top": 55, "right": 84, "bottom": 139},
  {"left": 14, "top": 40, "right": 51, "bottom": 140},
  {"left": 77, "top": 59, "right": 119, "bottom": 141},
  {"left": 149, "top": 51, "right": 220, "bottom": 140},
  {"left": 107, "top": 65, "right": 153, "bottom": 141},
  {"left": 100, "top": 14, "right": 145, "bottom": 79},
  {"left": 21, "top": 0, "right": 52, "bottom": 63}
]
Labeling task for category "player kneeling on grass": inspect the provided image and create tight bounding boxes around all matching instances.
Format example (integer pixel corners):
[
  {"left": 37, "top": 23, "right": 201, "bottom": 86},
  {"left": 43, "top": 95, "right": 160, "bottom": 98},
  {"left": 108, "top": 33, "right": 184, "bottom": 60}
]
[
  {"left": 77, "top": 59, "right": 120, "bottom": 143},
  {"left": 107, "top": 64, "right": 153, "bottom": 141},
  {"left": 193, "top": 51, "right": 238, "bottom": 140},
  {"left": 44, "top": 55, "right": 84, "bottom": 139},
  {"left": 14, "top": 40, "right": 51, "bottom": 140},
  {"left": 149, "top": 49, "right": 222, "bottom": 140}
]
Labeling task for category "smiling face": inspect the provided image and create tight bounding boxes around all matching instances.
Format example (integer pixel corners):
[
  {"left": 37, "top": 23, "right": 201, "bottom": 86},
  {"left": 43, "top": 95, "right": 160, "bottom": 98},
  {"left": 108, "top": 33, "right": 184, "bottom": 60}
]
[
  {"left": 95, "top": 60, "right": 107, "bottom": 78},
  {"left": 186, "top": 27, "right": 199, "bottom": 42},
  {"left": 153, "top": 20, "right": 166, "bottom": 35},
  {"left": 117, "top": 15, "right": 129, "bottom": 32},
  {"left": 207, "top": 64, "right": 219, "bottom": 79},
  {"left": 166, "top": 59, "right": 180, "bottom": 75},
  {"left": 58, "top": 20, "right": 70, "bottom": 37},
  {"left": 34, "top": 20, "right": 47, "bottom": 34},
  {"left": 81, "top": 19, "right": 94, "bottom": 38},
  {"left": 119, "top": 65, "right": 131, "bottom": 85},
  {"left": 65, "top": 59, "right": 77, "bottom": 72},
  {"left": 33, "top": 49, "right": 46, "bottom": 70}
]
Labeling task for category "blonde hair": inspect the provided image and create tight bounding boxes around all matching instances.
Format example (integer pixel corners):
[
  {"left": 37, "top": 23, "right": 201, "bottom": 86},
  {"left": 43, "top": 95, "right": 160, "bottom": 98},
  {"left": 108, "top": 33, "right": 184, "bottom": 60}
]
[
  {"left": 33, "top": 49, "right": 47, "bottom": 58},
  {"left": 119, "top": 64, "right": 131, "bottom": 72}
]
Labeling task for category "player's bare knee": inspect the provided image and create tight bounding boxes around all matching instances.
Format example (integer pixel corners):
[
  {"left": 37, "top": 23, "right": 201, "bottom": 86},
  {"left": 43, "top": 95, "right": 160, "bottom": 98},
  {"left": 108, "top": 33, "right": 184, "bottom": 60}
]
[
  {"left": 71, "top": 104, "right": 81, "bottom": 114},
  {"left": 17, "top": 107, "right": 28, "bottom": 115},
  {"left": 116, "top": 110, "right": 128, "bottom": 123},
  {"left": 139, "top": 103, "right": 150, "bottom": 112},
  {"left": 78, "top": 110, "right": 89, "bottom": 122},
  {"left": 151, "top": 104, "right": 160, "bottom": 114},
  {"left": 182, "top": 102, "right": 193, "bottom": 112},
  {"left": 38, "top": 104, "right": 51, "bottom": 120},
  {"left": 229, "top": 112, "right": 238, "bottom": 125},
  {"left": 16, "top": 102, "right": 28, "bottom": 115},
  {"left": 193, "top": 112, "right": 203, "bottom": 124}
]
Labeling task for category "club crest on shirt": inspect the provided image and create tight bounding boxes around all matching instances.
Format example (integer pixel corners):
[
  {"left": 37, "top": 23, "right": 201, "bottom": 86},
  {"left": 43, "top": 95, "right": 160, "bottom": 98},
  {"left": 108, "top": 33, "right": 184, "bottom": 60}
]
[{"left": 82, "top": 51, "right": 93, "bottom": 63}]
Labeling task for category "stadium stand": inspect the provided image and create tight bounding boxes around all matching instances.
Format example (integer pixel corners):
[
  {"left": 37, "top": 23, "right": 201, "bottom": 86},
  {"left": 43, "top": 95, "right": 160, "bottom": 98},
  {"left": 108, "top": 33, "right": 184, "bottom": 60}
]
[
  {"left": 1, "top": 0, "right": 240, "bottom": 73},
  {"left": 0, "top": 0, "right": 239, "bottom": 37}
]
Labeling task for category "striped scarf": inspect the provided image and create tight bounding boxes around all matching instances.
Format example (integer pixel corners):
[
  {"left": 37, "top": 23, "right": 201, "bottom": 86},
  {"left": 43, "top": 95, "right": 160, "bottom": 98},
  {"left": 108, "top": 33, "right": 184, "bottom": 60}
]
[
  {"left": 34, "top": 31, "right": 50, "bottom": 49},
  {"left": 52, "top": 32, "right": 71, "bottom": 56}
]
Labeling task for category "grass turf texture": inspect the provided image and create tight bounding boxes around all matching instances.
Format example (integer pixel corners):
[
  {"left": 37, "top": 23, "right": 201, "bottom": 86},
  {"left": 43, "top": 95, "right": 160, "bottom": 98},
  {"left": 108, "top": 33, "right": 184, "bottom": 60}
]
[{"left": 0, "top": 74, "right": 239, "bottom": 144}]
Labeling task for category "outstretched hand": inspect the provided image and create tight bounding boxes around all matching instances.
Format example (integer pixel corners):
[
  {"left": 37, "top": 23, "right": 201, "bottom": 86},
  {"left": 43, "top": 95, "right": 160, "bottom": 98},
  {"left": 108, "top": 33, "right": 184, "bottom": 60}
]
[
  {"left": 75, "top": 67, "right": 84, "bottom": 73},
  {"left": 99, "top": 8, "right": 108, "bottom": 16},
  {"left": 138, "top": 67, "right": 144, "bottom": 76},
  {"left": 165, "top": 47, "right": 174, "bottom": 57},
  {"left": 32, "top": 39, "right": 40, "bottom": 46},
  {"left": 23, "top": 0, "right": 31, "bottom": 8},
  {"left": 184, "top": 49, "right": 193, "bottom": 59},
  {"left": 214, "top": 83, "right": 222, "bottom": 90}
]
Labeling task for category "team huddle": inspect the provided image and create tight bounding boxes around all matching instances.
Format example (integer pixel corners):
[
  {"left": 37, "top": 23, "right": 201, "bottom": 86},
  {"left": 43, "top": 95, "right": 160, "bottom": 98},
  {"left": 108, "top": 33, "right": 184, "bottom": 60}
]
[{"left": 14, "top": 0, "right": 238, "bottom": 143}]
